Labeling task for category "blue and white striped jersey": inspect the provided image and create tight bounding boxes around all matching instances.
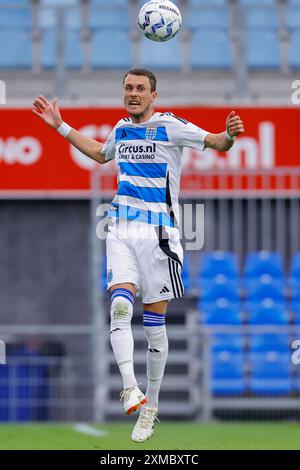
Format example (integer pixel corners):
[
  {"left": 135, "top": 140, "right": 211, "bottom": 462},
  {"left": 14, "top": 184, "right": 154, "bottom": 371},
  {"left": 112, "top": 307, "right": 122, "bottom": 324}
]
[{"left": 102, "top": 112, "right": 208, "bottom": 228}]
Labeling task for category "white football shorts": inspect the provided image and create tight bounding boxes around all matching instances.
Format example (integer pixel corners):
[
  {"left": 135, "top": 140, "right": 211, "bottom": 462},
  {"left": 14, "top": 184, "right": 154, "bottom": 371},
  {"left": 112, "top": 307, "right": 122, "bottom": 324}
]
[{"left": 106, "top": 219, "right": 184, "bottom": 303}]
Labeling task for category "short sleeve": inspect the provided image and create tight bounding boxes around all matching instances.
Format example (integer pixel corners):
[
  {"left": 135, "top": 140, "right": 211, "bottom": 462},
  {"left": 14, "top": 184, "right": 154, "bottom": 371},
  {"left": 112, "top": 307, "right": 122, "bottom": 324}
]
[
  {"left": 102, "top": 128, "right": 116, "bottom": 161},
  {"left": 168, "top": 118, "right": 209, "bottom": 151}
]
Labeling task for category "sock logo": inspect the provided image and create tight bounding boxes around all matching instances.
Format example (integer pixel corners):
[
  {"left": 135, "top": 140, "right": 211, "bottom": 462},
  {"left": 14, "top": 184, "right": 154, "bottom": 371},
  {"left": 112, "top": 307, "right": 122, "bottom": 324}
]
[{"left": 160, "top": 286, "right": 170, "bottom": 294}]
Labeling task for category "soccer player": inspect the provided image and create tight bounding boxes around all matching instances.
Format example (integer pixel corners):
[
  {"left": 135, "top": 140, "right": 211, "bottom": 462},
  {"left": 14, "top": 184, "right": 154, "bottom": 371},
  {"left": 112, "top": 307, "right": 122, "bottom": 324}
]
[{"left": 32, "top": 68, "right": 244, "bottom": 443}]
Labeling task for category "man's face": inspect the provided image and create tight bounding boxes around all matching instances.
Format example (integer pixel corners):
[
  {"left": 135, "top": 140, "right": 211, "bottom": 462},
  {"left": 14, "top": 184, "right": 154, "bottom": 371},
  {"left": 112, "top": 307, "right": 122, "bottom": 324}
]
[{"left": 123, "top": 74, "right": 157, "bottom": 118}]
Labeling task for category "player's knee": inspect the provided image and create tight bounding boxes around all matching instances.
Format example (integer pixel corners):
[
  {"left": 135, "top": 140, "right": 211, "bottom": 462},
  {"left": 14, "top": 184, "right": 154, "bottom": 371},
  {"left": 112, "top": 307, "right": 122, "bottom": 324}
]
[{"left": 110, "top": 289, "right": 134, "bottom": 332}]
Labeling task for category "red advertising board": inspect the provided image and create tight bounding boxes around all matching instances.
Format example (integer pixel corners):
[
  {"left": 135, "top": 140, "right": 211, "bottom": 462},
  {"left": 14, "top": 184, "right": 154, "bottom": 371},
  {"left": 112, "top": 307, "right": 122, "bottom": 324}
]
[{"left": 0, "top": 107, "right": 299, "bottom": 196}]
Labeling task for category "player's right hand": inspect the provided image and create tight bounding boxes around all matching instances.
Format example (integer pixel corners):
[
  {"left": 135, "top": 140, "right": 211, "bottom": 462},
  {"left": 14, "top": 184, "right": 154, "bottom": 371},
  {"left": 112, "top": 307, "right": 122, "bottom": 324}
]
[{"left": 32, "top": 95, "right": 63, "bottom": 129}]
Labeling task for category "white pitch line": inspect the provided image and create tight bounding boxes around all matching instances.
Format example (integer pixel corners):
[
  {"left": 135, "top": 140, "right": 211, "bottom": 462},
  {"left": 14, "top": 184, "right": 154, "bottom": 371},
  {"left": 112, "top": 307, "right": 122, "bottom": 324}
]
[{"left": 73, "top": 423, "right": 109, "bottom": 437}]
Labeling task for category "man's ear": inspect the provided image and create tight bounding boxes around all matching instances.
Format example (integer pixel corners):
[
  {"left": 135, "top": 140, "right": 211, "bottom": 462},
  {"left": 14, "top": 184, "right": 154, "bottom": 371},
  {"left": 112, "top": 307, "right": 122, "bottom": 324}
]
[{"left": 152, "top": 91, "right": 158, "bottom": 101}]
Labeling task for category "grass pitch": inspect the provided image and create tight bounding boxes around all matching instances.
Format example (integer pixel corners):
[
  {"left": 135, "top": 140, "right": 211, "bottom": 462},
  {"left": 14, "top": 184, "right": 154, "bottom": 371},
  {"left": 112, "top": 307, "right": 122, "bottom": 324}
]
[{"left": 0, "top": 422, "right": 299, "bottom": 450}]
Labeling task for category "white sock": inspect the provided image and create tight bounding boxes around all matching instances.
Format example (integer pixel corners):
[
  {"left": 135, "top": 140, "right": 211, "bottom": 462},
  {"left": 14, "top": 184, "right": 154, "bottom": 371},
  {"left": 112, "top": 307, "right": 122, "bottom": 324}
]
[
  {"left": 143, "top": 311, "right": 168, "bottom": 409},
  {"left": 110, "top": 288, "right": 137, "bottom": 390}
]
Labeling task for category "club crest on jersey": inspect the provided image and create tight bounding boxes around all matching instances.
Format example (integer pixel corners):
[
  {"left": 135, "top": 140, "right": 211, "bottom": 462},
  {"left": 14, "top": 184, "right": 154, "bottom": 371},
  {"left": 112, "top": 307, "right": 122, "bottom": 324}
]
[{"left": 146, "top": 127, "right": 157, "bottom": 140}]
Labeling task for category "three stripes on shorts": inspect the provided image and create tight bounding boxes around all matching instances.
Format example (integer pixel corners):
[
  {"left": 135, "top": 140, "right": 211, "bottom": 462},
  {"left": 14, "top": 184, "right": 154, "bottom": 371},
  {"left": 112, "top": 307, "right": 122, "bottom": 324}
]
[{"left": 168, "top": 258, "right": 184, "bottom": 298}]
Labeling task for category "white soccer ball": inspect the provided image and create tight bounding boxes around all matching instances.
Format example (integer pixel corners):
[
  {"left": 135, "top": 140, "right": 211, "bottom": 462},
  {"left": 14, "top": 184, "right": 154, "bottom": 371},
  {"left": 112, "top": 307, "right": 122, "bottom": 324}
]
[{"left": 138, "top": 1, "right": 182, "bottom": 42}]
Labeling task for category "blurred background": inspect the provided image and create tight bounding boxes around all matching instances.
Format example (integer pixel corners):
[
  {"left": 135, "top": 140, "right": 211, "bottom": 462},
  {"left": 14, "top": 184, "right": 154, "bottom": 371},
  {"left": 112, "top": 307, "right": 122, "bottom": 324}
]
[{"left": 0, "top": 0, "right": 300, "bottom": 430}]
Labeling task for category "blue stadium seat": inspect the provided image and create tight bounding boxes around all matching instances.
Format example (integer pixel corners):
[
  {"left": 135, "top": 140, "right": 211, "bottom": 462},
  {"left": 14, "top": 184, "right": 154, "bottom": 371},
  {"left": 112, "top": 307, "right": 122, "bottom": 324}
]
[
  {"left": 189, "top": 0, "right": 226, "bottom": 5},
  {"left": 286, "top": 6, "right": 300, "bottom": 30},
  {"left": 204, "top": 303, "right": 241, "bottom": 325},
  {"left": 0, "top": 7, "right": 32, "bottom": 30},
  {"left": 244, "top": 7, "right": 279, "bottom": 29},
  {"left": 244, "top": 273, "right": 285, "bottom": 292},
  {"left": 289, "top": 252, "right": 300, "bottom": 284},
  {"left": 88, "top": 7, "right": 129, "bottom": 30},
  {"left": 246, "top": 282, "right": 285, "bottom": 304},
  {"left": 140, "top": 36, "right": 181, "bottom": 69},
  {"left": 40, "top": 0, "right": 79, "bottom": 4},
  {"left": 200, "top": 274, "right": 239, "bottom": 298},
  {"left": 249, "top": 333, "right": 290, "bottom": 353},
  {"left": 187, "top": 7, "right": 229, "bottom": 30},
  {"left": 249, "top": 352, "right": 292, "bottom": 395},
  {"left": 0, "top": 30, "right": 32, "bottom": 68},
  {"left": 200, "top": 251, "right": 239, "bottom": 279},
  {"left": 289, "top": 30, "right": 300, "bottom": 68},
  {"left": 191, "top": 30, "right": 232, "bottom": 69},
  {"left": 245, "top": 296, "right": 285, "bottom": 316},
  {"left": 181, "top": 258, "right": 193, "bottom": 292},
  {"left": 288, "top": 0, "right": 300, "bottom": 5},
  {"left": 91, "top": 30, "right": 132, "bottom": 68},
  {"left": 249, "top": 304, "right": 289, "bottom": 325},
  {"left": 200, "top": 283, "right": 240, "bottom": 305},
  {"left": 65, "top": 30, "right": 83, "bottom": 68},
  {"left": 94, "top": 0, "right": 128, "bottom": 5},
  {"left": 38, "top": 7, "right": 81, "bottom": 30},
  {"left": 139, "top": 0, "right": 179, "bottom": 4},
  {"left": 0, "top": 0, "right": 31, "bottom": 3},
  {"left": 290, "top": 301, "right": 300, "bottom": 324},
  {"left": 245, "top": 30, "right": 281, "bottom": 69},
  {"left": 239, "top": 0, "right": 276, "bottom": 4},
  {"left": 41, "top": 29, "right": 83, "bottom": 69},
  {"left": 212, "top": 351, "right": 245, "bottom": 396},
  {"left": 244, "top": 251, "right": 284, "bottom": 279},
  {"left": 211, "top": 333, "right": 244, "bottom": 353}
]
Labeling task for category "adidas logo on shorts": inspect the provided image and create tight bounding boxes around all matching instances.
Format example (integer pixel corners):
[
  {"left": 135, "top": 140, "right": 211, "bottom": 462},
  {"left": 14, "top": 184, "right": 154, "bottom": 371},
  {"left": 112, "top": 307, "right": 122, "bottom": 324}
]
[{"left": 160, "top": 286, "right": 170, "bottom": 294}]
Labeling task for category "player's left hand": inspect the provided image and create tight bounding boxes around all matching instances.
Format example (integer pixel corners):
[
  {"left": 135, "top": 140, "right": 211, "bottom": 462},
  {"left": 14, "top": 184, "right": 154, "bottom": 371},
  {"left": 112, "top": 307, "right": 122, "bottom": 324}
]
[{"left": 226, "top": 111, "right": 245, "bottom": 137}]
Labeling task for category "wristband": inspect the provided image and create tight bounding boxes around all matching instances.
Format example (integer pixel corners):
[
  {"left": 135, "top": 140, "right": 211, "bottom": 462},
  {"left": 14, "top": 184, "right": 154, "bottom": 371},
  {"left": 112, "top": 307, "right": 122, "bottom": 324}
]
[
  {"left": 57, "top": 121, "right": 72, "bottom": 138},
  {"left": 225, "top": 130, "right": 236, "bottom": 142}
]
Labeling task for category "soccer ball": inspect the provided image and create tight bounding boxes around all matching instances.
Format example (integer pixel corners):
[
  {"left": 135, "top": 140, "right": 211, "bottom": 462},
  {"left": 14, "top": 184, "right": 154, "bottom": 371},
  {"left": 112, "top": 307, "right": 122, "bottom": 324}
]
[{"left": 138, "top": 0, "right": 182, "bottom": 42}]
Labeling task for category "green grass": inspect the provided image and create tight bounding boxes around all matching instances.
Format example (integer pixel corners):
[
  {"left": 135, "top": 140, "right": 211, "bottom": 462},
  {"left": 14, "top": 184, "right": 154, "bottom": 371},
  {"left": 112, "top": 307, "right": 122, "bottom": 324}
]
[{"left": 0, "top": 422, "right": 300, "bottom": 450}]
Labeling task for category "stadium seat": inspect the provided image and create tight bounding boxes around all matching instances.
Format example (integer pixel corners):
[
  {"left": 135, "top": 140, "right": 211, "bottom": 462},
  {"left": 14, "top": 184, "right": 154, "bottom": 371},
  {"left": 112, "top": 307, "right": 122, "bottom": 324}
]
[
  {"left": 88, "top": 7, "right": 130, "bottom": 30},
  {"left": 38, "top": 7, "right": 81, "bottom": 30},
  {"left": 191, "top": 30, "right": 232, "bottom": 69},
  {"left": 249, "top": 352, "right": 292, "bottom": 395},
  {"left": 0, "top": 6, "right": 32, "bottom": 30},
  {"left": 181, "top": 258, "right": 193, "bottom": 292},
  {"left": 244, "top": 7, "right": 279, "bottom": 30},
  {"left": 189, "top": 0, "right": 226, "bottom": 5},
  {"left": 285, "top": 6, "right": 300, "bottom": 30},
  {"left": 246, "top": 281, "right": 285, "bottom": 304},
  {"left": 211, "top": 333, "right": 244, "bottom": 353},
  {"left": 239, "top": 0, "right": 276, "bottom": 5},
  {"left": 94, "top": 0, "right": 128, "bottom": 5},
  {"left": 91, "top": 30, "right": 132, "bottom": 68},
  {"left": 244, "top": 273, "right": 285, "bottom": 293},
  {"left": 200, "top": 274, "right": 239, "bottom": 299},
  {"left": 212, "top": 351, "right": 245, "bottom": 396},
  {"left": 204, "top": 303, "right": 241, "bottom": 325},
  {"left": 288, "top": 252, "right": 300, "bottom": 288},
  {"left": 249, "top": 304, "right": 289, "bottom": 325},
  {"left": 289, "top": 30, "right": 300, "bottom": 68},
  {"left": 0, "top": 30, "right": 32, "bottom": 68},
  {"left": 200, "top": 282, "right": 240, "bottom": 305},
  {"left": 187, "top": 7, "right": 229, "bottom": 31},
  {"left": 0, "top": 0, "right": 31, "bottom": 3},
  {"left": 245, "top": 296, "right": 285, "bottom": 317},
  {"left": 249, "top": 333, "right": 290, "bottom": 353},
  {"left": 245, "top": 30, "right": 281, "bottom": 69},
  {"left": 140, "top": 36, "right": 181, "bottom": 70},
  {"left": 40, "top": 0, "right": 79, "bottom": 4},
  {"left": 288, "top": 0, "right": 300, "bottom": 5},
  {"left": 200, "top": 251, "right": 239, "bottom": 279},
  {"left": 290, "top": 294, "right": 300, "bottom": 323},
  {"left": 41, "top": 29, "right": 83, "bottom": 69},
  {"left": 244, "top": 251, "right": 284, "bottom": 279}
]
